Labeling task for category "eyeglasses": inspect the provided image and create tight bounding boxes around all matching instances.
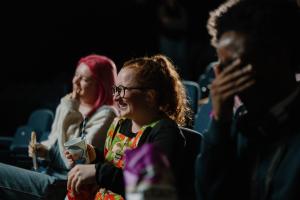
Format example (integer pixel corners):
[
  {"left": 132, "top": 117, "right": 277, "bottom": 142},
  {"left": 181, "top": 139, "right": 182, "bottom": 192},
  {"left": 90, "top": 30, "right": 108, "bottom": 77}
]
[{"left": 112, "top": 85, "right": 150, "bottom": 98}]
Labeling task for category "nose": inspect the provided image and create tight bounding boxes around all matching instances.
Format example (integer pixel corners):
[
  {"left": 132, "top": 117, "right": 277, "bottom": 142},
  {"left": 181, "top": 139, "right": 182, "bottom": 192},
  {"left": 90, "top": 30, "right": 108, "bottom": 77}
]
[{"left": 113, "top": 92, "right": 120, "bottom": 101}]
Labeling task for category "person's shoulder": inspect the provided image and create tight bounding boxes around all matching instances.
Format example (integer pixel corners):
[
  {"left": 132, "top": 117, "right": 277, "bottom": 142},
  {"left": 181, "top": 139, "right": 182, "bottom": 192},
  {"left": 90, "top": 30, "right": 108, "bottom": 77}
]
[
  {"left": 156, "top": 118, "right": 178, "bottom": 128},
  {"left": 87, "top": 106, "right": 118, "bottom": 124},
  {"left": 149, "top": 118, "right": 185, "bottom": 142},
  {"left": 152, "top": 118, "right": 180, "bottom": 134},
  {"left": 95, "top": 105, "right": 118, "bottom": 117}
]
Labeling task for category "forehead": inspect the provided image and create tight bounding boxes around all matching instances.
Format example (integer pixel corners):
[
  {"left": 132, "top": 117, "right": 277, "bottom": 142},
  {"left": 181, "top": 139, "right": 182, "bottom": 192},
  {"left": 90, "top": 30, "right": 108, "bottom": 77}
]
[
  {"left": 217, "top": 31, "right": 247, "bottom": 62},
  {"left": 117, "top": 67, "right": 138, "bottom": 85},
  {"left": 76, "top": 63, "right": 93, "bottom": 77}
]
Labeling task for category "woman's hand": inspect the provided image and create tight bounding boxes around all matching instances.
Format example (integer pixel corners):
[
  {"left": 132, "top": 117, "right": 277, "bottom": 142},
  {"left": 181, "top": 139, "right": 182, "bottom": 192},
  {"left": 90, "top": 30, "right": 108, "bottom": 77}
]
[
  {"left": 71, "top": 86, "right": 80, "bottom": 100},
  {"left": 28, "top": 143, "right": 48, "bottom": 158},
  {"left": 64, "top": 150, "right": 76, "bottom": 168},
  {"left": 67, "top": 164, "right": 96, "bottom": 193},
  {"left": 210, "top": 59, "right": 255, "bottom": 121}
]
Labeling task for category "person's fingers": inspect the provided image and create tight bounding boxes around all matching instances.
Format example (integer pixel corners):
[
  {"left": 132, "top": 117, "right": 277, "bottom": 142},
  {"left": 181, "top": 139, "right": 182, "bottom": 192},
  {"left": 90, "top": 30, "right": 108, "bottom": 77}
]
[
  {"left": 214, "top": 62, "right": 222, "bottom": 76},
  {"left": 211, "top": 72, "right": 254, "bottom": 100},
  {"left": 217, "top": 64, "right": 252, "bottom": 86},
  {"left": 215, "top": 73, "right": 253, "bottom": 95},
  {"left": 211, "top": 64, "right": 253, "bottom": 95},
  {"left": 68, "top": 159, "right": 75, "bottom": 168},
  {"left": 71, "top": 90, "right": 76, "bottom": 99},
  {"left": 75, "top": 89, "right": 80, "bottom": 98},
  {"left": 71, "top": 171, "right": 82, "bottom": 194},
  {"left": 65, "top": 151, "right": 74, "bottom": 161},
  {"left": 67, "top": 167, "right": 76, "bottom": 190},
  {"left": 220, "top": 59, "right": 241, "bottom": 76},
  {"left": 210, "top": 63, "right": 255, "bottom": 121},
  {"left": 213, "top": 59, "right": 241, "bottom": 79},
  {"left": 64, "top": 150, "right": 71, "bottom": 157},
  {"left": 29, "top": 141, "right": 34, "bottom": 149},
  {"left": 222, "top": 79, "right": 256, "bottom": 100},
  {"left": 235, "top": 79, "right": 256, "bottom": 93},
  {"left": 66, "top": 153, "right": 73, "bottom": 160},
  {"left": 70, "top": 173, "right": 76, "bottom": 193},
  {"left": 64, "top": 150, "right": 68, "bottom": 156},
  {"left": 75, "top": 174, "right": 82, "bottom": 193},
  {"left": 222, "top": 82, "right": 254, "bottom": 101},
  {"left": 28, "top": 145, "right": 33, "bottom": 157},
  {"left": 28, "top": 143, "right": 36, "bottom": 157},
  {"left": 67, "top": 174, "right": 72, "bottom": 190},
  {"left": 71, "top": 88, "right": 80, "bottom": 99},
  {"left": 64, "top": 150, "right": 75, "bottom": 167}
]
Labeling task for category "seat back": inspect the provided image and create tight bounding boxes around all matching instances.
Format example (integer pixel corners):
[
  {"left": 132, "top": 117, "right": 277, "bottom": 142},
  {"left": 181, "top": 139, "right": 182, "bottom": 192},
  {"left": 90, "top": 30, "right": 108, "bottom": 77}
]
[
  {"left": 27, "top": 109, "right": 54, "bottom": 134},
  {"left": 183, "top": 80, "right": 200, "bottom": 115},
  {"left": 10, "top": 125, "right": 35, "bottom": 155},
  {"left": 197, "top": 61, "right": 216, "bottom": 99},
  {"left": 178, "top": 127, "right": 202, "bottom": 199},
  {"left": 194, "top": 99, "right": 212, "bottom": 134},
  {"left": 39, "top": 131, "right": 50, "bottom": 142}
]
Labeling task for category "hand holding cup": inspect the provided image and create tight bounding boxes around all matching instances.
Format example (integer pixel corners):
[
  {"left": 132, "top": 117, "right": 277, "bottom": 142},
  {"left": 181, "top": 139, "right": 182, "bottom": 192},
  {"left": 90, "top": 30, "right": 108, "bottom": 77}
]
[{"left": 64, "top": 137, "right": 87, "bottom": 165}]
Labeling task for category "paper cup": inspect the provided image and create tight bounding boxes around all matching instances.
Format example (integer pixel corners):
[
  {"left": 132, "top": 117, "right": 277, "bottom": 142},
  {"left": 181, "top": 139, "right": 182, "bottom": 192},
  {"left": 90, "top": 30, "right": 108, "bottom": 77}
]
[{"left": 64, "top": 137, "right": 87, "bottom": 163}]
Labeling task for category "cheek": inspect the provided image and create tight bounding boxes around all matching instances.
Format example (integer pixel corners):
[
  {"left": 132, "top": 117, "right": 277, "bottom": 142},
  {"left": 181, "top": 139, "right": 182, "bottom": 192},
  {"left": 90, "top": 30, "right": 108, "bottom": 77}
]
[
  {"left": 72, "top": 77, "right": 77, "bottom": 85},
  {"left": 87, "top": 83, "right": 98, "bottom": 93},
  {"left": 81, "top": 80, "right": 95, "bottom": 89},
  {"left": 80, "top": 82, "right": 95, "bottom": 95},
  {"left": 129, "top": 96, "right": 147, "bottom": 109},
  {"left": 80, "top": 81, "right": 88, "bottom": 88}
]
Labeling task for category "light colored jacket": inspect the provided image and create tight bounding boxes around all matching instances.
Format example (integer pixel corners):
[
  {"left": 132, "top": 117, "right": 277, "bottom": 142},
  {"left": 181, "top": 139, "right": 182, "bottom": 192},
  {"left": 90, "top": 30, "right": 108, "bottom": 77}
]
[{"left": 42, "top": 94, "right": 117, "bottom": 169}]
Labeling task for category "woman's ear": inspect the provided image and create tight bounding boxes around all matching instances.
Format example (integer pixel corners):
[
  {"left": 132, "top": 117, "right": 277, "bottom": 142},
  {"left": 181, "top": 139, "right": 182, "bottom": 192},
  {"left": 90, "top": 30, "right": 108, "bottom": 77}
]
[{"left": 145, "top": 89, "right": 157, "bottom": 106}]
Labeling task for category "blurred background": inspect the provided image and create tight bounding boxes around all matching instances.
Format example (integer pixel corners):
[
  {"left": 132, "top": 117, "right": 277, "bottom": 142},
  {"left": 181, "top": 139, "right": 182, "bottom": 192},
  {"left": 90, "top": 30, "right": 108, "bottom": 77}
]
[{"left": 0, "top": 0, "right": 225, "bottom": 136}]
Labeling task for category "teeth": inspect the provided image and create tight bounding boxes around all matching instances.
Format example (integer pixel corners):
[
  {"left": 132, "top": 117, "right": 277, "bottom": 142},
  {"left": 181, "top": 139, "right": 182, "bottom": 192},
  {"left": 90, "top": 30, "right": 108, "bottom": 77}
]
[{"left": 118, "top": 104, "right": 127, "bottom": 109}]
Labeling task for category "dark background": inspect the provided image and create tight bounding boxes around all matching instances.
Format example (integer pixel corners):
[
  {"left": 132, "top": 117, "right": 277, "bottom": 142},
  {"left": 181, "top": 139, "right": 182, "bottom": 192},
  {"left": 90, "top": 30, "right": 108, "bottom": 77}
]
[{"left": 0, "top": 0, "right": 224, "bottom": 136}]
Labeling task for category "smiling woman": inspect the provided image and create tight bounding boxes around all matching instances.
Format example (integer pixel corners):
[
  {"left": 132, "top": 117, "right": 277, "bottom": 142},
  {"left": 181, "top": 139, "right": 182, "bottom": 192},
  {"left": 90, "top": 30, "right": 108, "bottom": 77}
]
[
  {"left": 65, "top": 54, "right": 191, "bottom": 199},
  {"left": 0, "top": 54, "right": 118, "bottom": 199}
]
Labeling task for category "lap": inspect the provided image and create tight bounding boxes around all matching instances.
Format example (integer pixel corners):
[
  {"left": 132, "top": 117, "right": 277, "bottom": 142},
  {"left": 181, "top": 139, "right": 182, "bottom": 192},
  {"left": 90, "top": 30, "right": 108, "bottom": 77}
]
[{"left": 0, "top": 162, "right": 67, "bottom": 200}]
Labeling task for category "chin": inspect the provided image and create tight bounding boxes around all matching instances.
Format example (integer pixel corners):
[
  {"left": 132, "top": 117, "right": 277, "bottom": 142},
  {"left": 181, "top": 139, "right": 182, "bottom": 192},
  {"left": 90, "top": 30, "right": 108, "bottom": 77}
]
[{"left": 119, "top": 110, "right": 130, "bottom": 118}]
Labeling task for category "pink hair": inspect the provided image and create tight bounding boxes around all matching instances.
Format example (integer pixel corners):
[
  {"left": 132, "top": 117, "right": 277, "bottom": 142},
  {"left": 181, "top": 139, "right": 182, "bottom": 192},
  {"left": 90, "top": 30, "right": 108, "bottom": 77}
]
[{"left": 78, "top": 54, "right": 117, "bottom": 116}]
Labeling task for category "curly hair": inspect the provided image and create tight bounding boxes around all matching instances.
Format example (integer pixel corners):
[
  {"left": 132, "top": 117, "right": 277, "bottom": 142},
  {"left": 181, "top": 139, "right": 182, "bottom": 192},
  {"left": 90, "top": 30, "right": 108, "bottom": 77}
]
[
  {"left": 123, "top": 54, "right": 191, "bottom": 126},
  {"left": 207, "top": 0, "right": 300, "bottom": 70}
]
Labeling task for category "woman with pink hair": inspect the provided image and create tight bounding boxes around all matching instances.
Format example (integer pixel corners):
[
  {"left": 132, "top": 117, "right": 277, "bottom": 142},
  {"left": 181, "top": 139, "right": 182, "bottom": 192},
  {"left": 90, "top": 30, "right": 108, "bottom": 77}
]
[
  {"left": 0, "top": 54, "right": 118, "bottom": 199},
  {"left": 34, "top": 54, "right": 118, "bottom": 168}
]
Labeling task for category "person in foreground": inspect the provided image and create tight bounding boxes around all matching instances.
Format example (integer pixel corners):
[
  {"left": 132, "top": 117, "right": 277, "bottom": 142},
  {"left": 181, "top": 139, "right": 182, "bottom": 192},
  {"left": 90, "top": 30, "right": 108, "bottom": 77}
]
[
  {"left": 0, "top": 54, "right": 117, "bottom": 199},
  {"left": 196, "top": 0, "right": 300, "bottom": 200},
  {"left": 66, "top": 54, "right": 189, "bottom": 199}
]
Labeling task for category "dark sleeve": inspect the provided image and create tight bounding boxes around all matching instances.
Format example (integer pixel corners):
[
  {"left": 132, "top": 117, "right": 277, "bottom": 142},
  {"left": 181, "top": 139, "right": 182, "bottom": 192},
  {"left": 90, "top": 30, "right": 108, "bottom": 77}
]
[
  {"left": 93, "top": 147, "right": 104, "bottom": 163},
  {"left": 142, "top": 119, "right": 185, "bottom": 192},
  {"left": 145, "top": 120, "right": 185, "bottom": 169},
  {"left": 94, "top": 162, "right": 125, "bottom": 196},
  {"left": 196, "top": 119, "right": 241, "bottom": 200}
]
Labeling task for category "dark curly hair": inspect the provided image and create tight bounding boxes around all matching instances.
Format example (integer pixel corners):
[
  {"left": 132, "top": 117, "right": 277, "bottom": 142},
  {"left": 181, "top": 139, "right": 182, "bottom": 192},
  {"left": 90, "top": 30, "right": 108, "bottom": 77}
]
[
  {"left": 123, "top": 54, "right": 191, "bottom": 126},
  {"left": 207, "top": 0, "right": 300, "bottom": 71}
]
